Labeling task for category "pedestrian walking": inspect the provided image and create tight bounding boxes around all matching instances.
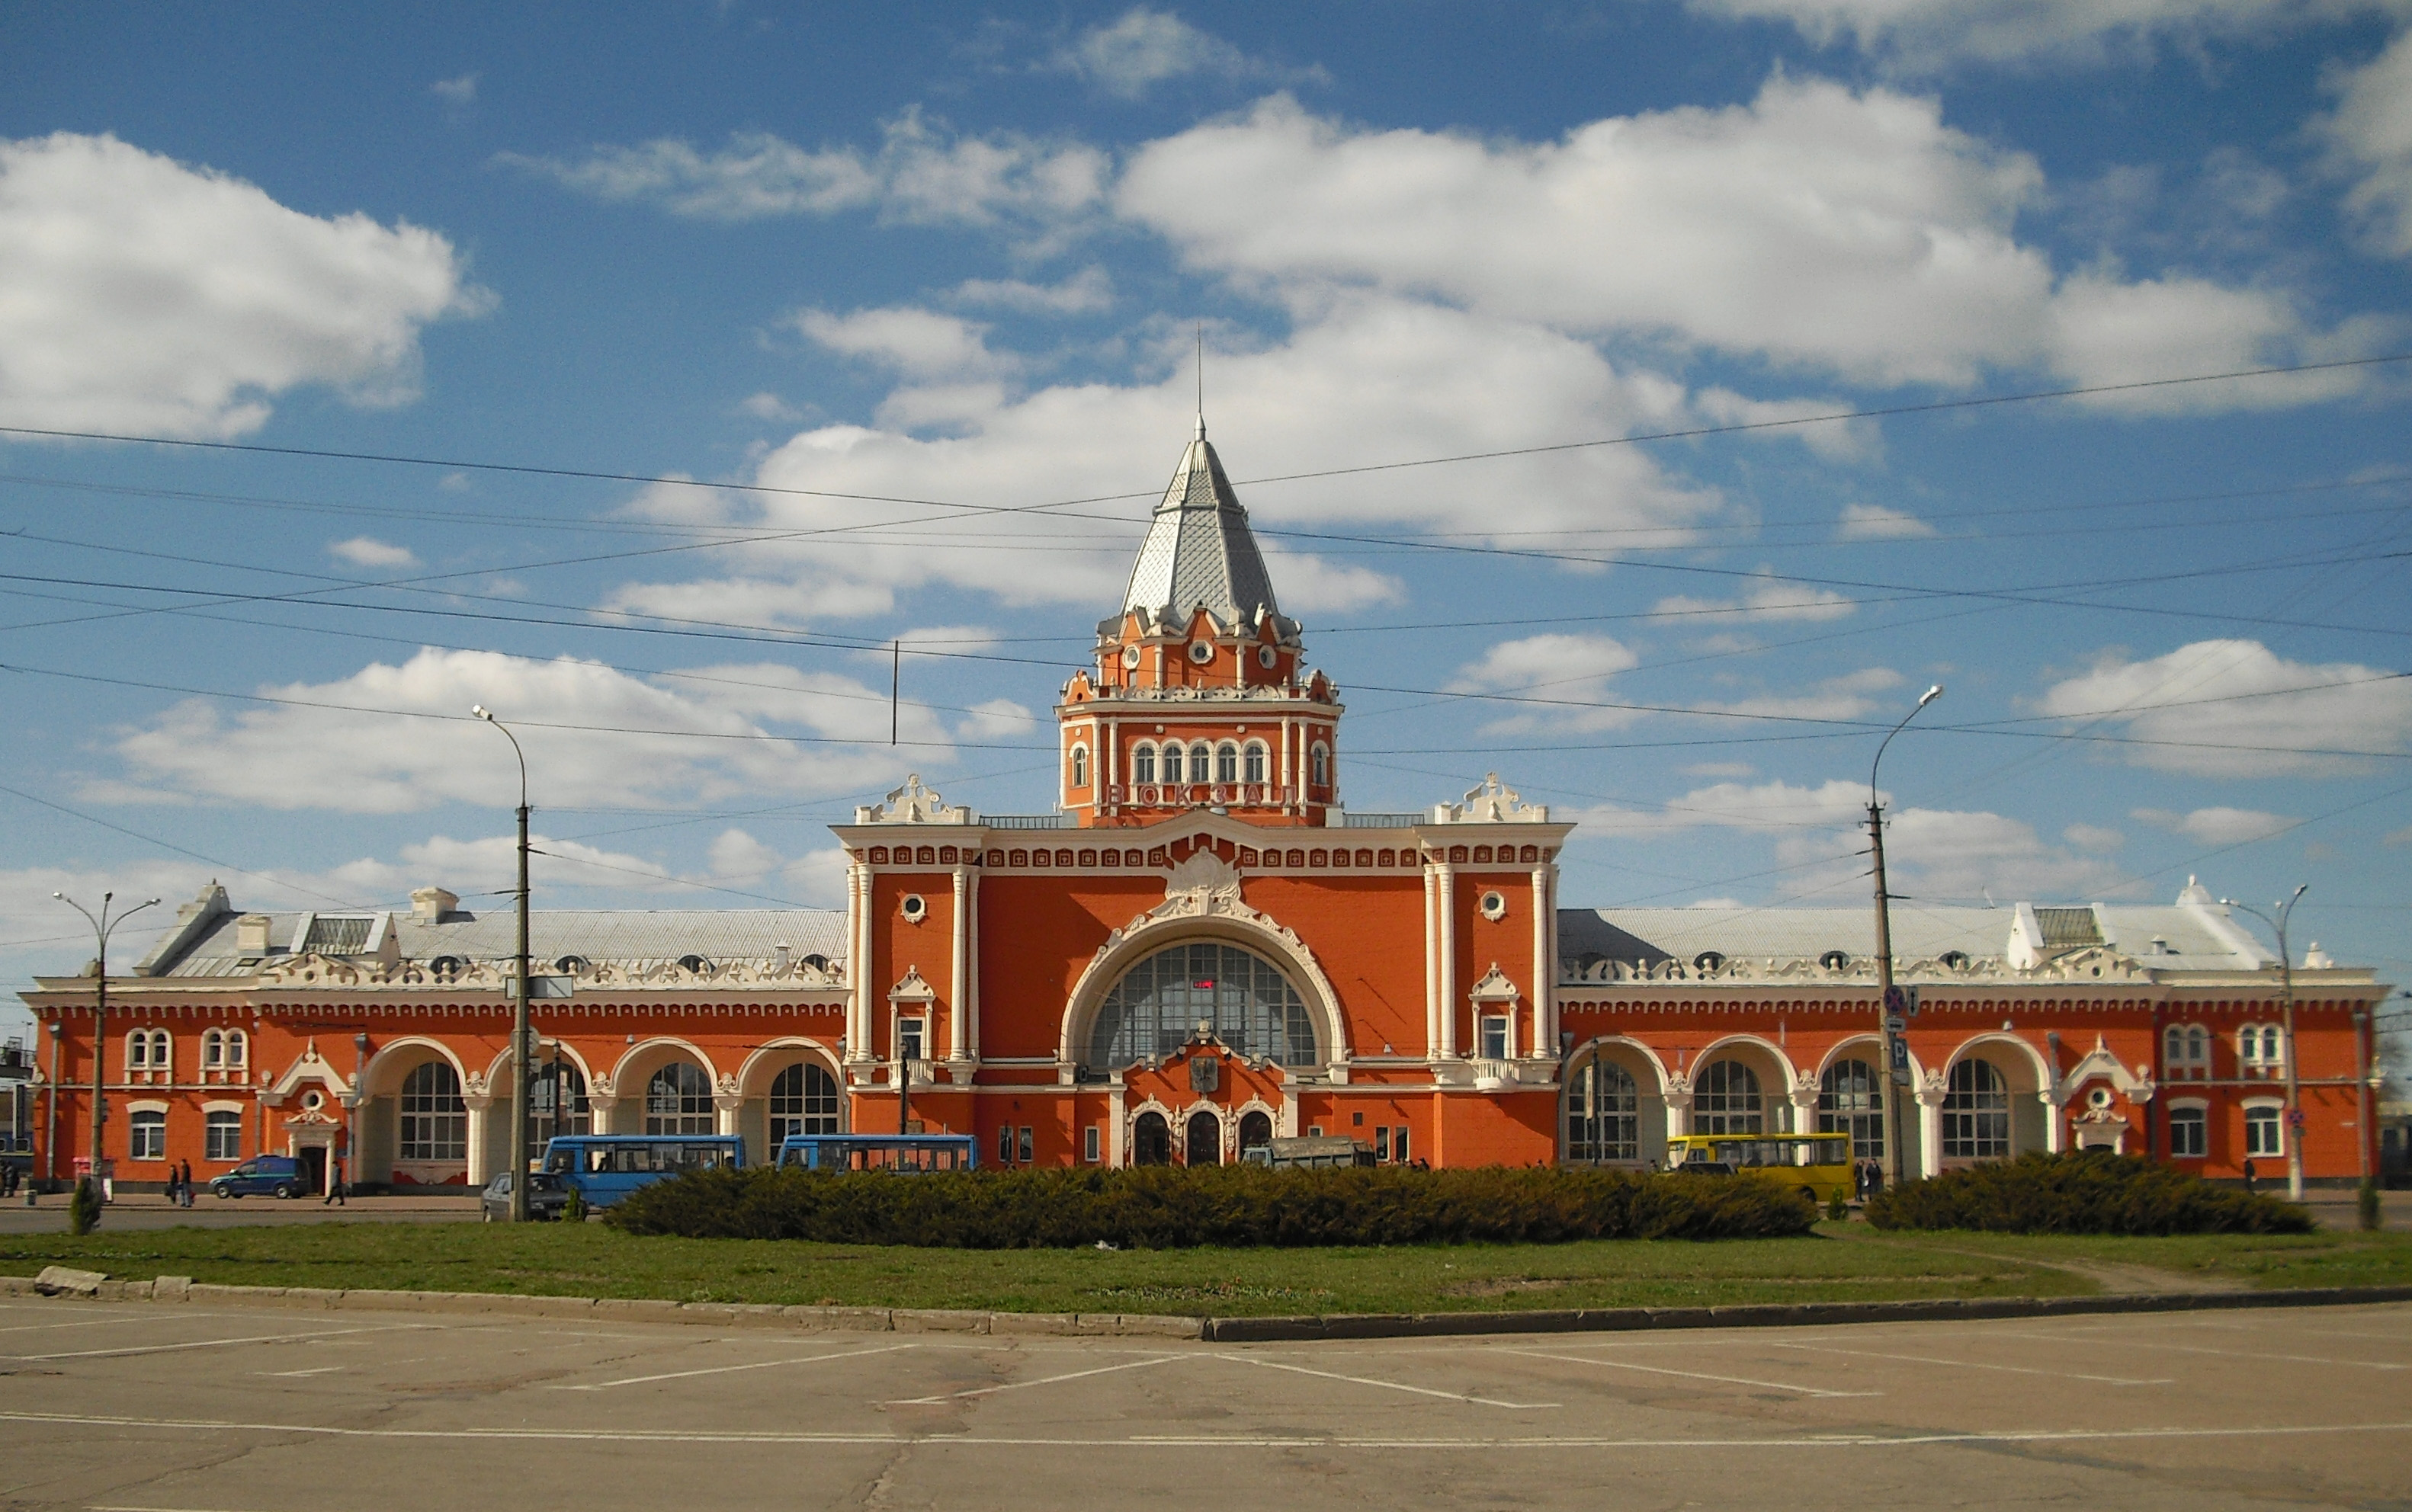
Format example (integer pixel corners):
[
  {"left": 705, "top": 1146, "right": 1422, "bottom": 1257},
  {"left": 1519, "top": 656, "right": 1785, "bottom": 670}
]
[
  {"left": 162, "top": 1164, "right": 178, "bottom": 1206},
  {"left": 323, "top": 1159, "right": 346, "bottom": 1206},
  {"left": 178, "top": 1160, "right": 194, "bottom": 1207},
  {"left": 2243, "top": 1157, "right": 2257, "bottom": 1194}
]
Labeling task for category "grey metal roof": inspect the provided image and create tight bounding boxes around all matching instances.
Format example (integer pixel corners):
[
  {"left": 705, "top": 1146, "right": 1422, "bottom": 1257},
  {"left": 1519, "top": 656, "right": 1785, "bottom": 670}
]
[
  {"left": 156, "top": 907, "right": 847, "bottom": 976},
  {"left": 1557, "top": 902, "right": 2262, "bottom": 972},
  {"left": 1121, "top": 422, "right": 1281, "bottom": 628}
]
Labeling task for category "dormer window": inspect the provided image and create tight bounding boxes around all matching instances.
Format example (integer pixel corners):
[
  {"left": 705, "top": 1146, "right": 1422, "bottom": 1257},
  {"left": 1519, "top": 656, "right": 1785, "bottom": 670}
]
[
  {"left": 1819, "top": 950, "right": 1850, "bottom": 972},
  {"left": 1939, "top": 950, "right": 1971, "bottom": 970},
  {"left": 553, "top": 954, "right": 590, "bottom": 975}
]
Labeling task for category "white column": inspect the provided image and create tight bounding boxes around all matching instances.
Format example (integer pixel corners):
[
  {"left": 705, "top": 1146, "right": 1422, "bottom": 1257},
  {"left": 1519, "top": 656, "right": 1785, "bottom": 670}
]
[
  {"left": 2042, "top": 1092, "right": 2064, "bottom": 1154},
  {"left": 1529, "top": 866, "right": 1551, "bottom": 1061},
  {"left": 948, "top": 868, "right": 970, "bottom": 1062},
  {"left": 1437, "top": 863, "right": 1458, "bottom": 1059},
  {"left": 1423, "top": 865, "right": 1439, "bottom": 1058},
  {"left": 1917, "top": 1085, "right": 1945, "bottom": 1179},
  {"left": 1281, "top": 719, "right": 1294, "bottom": 812},
  {"left": 964, "top": 866, "right": 981, "bottom": 1061},
  {"left": 848, "top": 863, "right": 873, "bottom": 1062},
  {"left": 463, "top": 1094, "right": 492, "bottom": 1185}
]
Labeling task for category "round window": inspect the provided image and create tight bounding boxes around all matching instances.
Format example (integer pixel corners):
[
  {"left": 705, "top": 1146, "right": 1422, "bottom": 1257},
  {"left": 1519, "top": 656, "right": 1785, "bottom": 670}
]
[
  {"left": 1121, "top": 645, "right": 1141, "bottom": 669},
  {"left": 1479, "top": 891, "right": 1508, "bottom": 921},
  {"left": 300, "top": 1089, "right": 324, "bottom": 1111},
  {"left": 1256, "top": 646, "right": 1276, "bottom": 668},
  {"left": 1188, "top": 641, "right": 1214, "bottom": 663},
  {"left": 900, "top": 894, "right": 927, "bottom": 922}
]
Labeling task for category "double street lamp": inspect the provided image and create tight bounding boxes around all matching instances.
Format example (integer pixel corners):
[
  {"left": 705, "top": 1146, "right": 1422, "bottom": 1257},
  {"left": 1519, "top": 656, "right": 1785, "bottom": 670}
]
[
  {"left": 472, "top": 705, "right": 535, "bottom": 1223},
  {"left": 53, "top": 890, "right": 162, "bottom": 1203},
  {"left": 2220, "top": 885, "right": 2308, "bottom": 1202},
  {"left": 1868, "top": 684, "right": 1943, "bottom": 1195}
]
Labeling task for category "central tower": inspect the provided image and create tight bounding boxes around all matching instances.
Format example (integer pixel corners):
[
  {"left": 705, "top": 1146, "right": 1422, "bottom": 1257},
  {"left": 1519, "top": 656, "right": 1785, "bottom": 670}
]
[{"left": 1056, "top": 421, "right": 1342, "bottom": 826}]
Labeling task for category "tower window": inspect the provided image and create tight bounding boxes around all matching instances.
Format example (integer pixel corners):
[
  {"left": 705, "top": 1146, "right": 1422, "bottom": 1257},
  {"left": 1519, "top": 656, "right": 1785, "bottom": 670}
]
[
  {"left": 1070, "top": 745, "right": 1089, "bottom": 788},
  {"left": 1243, "top": 742, "right": 1267, "bottom": 783},
  {"left": 1215, "top": 742, "right": 1238, "bottom": 783},
  {"left": 1310, "top": 742, "right": 1330, "bottom": 788},
  {"left": 1133, "top": 743, "right": 1156, "bottom": 784}
]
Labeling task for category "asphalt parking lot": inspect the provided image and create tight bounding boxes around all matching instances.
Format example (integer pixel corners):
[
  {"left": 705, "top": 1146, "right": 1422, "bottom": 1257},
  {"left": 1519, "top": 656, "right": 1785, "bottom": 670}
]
[{"left": 0, "top": 1296, "right": 2404, "bottom": 1510}]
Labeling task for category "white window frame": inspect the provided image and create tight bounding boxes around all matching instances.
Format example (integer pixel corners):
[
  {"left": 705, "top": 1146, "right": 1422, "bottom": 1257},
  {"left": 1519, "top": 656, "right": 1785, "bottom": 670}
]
[
  {"left": 2163, "top": 1023, "right": 2210, "bottom": 1079},
  {"left": 1215, "top": 742, "right": 1239, "bottom": 784},
  {"left": 997, "top": 1123, "right": 1014, "bottom": 1164},
  {"left": 1083, "top": 1126, "right": 1101, "bottom": 1163},
  {"left": 1477, "top": 1014, "right": 1510, "bottom": 1061},
  {"left": 2240, "top": 1023, "right": 2285, "bottom": 1074},
  {"left": 223, "top": 1028, "right": 247, "bottom": 1069},
  {"left": 1069, "top": 744, "right": 1089, "bottom": 789},
  {"left": 896, "top": 1016, "right": 926, "bottom": 1064},
  {"left": 2244, "top": 1098, "right": 2284, "bottom": 1158},
  {"left": 2166, "top": 1098, "right": 2208, "bottom": 1159},
  {"left": 1310, "top": 742, "right": 1330, "bottom": 788},
  {"left": 1243, "top": 741, "right": 1268, "bottom": 784},
  {"left": 1161, "top": 742, "right": 1185, "bottom": 784},
  {"left": 127, "top": 1101, "right": 168, "bottom": 1161},
  {"left": 203, "top": 1106, "right": 244, "bottom": 1162},
  {"left": 1132, "top": 742, "right": 1156, "bottom": 784}
]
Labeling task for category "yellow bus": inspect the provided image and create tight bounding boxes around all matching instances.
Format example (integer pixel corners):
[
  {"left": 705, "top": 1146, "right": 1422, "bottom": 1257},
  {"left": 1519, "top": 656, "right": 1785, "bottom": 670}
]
[{"left": 1666, "top": 1133, "right": 1855, "bottom": 1204}]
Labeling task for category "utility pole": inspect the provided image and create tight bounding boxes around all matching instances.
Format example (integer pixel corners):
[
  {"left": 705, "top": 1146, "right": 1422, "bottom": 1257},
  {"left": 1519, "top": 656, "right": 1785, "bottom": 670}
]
[
  {"left": 2221, "top": 886, "right": 2308, "bottom": 1201},
  {"left": 1868, "top": 685, "right": 1942, "bottom": 1194},
  {"left": 473, "top": 705, "right": 535, "bottom": 1222},
  {"left": 53, "top": 891, "right": 161, "bottom": 1205}
]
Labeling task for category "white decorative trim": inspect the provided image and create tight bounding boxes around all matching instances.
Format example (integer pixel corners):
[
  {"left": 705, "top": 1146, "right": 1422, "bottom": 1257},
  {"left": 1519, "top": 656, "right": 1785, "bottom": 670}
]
[
  {"left": 1433, "top": 772, "right": 1548, "bottom": 824},
  {"left": 888, "top": 966, "right": 936, "bottom": 1003},
  {"left": 855, "top": 773, "right": 973, "bottom": 825},
  {"left": 1469, "top": 963, "right": 1519, "bottom": 1004}
]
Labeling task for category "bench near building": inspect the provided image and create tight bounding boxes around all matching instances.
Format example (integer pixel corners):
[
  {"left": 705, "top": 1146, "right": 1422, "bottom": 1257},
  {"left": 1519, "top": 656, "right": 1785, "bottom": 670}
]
[{"left": 19, "top": 424, "right": 2393, "bottom": 1192}]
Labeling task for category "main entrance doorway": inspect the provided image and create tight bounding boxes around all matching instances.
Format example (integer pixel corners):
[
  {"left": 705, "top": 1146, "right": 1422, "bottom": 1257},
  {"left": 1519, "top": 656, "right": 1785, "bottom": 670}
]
[
  {"left": 1185, "top": 1110, "right": 1221, "bottom": 1167},
  {"left": 1133, "top": 1111, "right": 1172, "bottom": 1165}
]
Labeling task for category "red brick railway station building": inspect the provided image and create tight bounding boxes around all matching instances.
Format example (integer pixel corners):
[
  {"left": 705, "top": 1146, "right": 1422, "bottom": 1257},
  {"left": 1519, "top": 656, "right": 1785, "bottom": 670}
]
[{"left": 21, "top": 426, "right": 2392, "bottom": 1191}]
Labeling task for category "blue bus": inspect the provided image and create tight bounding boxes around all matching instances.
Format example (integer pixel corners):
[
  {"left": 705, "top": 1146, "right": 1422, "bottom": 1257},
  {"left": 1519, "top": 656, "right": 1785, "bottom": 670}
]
[
  {"left": 539, "top": 1134, "right": 746, "bottom": 1209},
  {"left": 775, "top": 1132, "right": 979, "bottom": 1174}
]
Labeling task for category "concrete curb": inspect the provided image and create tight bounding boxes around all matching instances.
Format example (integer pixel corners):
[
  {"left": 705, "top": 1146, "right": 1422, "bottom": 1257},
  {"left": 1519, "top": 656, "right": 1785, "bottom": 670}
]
[{"left": 2, "top": 1272, "right": 2406, "bottom": 1344}]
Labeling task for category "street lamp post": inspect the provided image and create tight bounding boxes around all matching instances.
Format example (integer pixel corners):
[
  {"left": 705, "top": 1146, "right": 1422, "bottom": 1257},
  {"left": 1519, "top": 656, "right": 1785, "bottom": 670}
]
[
  {"left": 2220, "top": 886, "right": 2308, "bottom": 1202},
  {"left": 472, "top": 705, "right": 534, "bottom": 1223},
  {"left": 53, "top": 891, "right": 162, "bottom": 1205},
  {"left": 1868, "top": 684, "right": 1943, "bottom": 1194}
]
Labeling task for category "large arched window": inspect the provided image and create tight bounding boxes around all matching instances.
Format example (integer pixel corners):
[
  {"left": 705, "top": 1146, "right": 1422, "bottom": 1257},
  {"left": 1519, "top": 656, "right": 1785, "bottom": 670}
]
[
  {"left": 1310, "top": 742, "right": 1330, "bottom": 788},
  {"left": 532, "top": 1060, "right": 592, "bottom": 1144},
  {"left": 1070, "top": 745, "right": 1089, "bottom": 789},
  {"left": 1692, "top": 1059, "right": 1762, "bottom": 1135},
  {"left": 770, "top": 1062, "right": 842, "bottom": 1145},
  {"left": 646, "top": 1062, "right": 716, "bottom": 1136},
  {"left": 1243, "top": 742, "right": 1268, "bottom": 783},
  {"left": 1942, "top": 1059, "right": 2010, "bottom": 1159},
  {"left": 1817, "top": 1059, "right": 1884, "bottom": 1160},
  {"left": 1214, "top": 742, "right": 1238, "bottom": 784},
  {"left": 1087, "top": 941, "right": 1318, "bottom": 1068},
  {"left": 1161, "top": 743, "right": 1186, "bottom": 784},
  {"left": 398, "top": 1061, "right": 467, "bottom": 1161},
  {"left": 1566, "top": 1055, "right": 1639, "bottom": 1162}
]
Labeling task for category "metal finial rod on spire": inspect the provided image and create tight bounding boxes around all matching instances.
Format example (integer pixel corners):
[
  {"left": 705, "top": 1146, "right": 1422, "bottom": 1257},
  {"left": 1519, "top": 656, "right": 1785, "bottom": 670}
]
[{"left": 1195, "top": 322, "right": 1205, "bottom": 439}]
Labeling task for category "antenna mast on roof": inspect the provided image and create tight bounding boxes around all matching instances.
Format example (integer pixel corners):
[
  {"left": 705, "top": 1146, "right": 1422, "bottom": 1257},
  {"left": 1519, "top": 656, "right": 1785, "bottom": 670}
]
[{"left": 1196, "top": 322, "right": 1205, "bottom": 438}]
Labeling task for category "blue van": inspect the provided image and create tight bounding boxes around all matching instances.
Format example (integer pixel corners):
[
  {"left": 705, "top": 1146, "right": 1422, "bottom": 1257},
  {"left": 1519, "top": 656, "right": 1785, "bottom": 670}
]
[
  {"left": 776, "top": 1132, "right": 978, "bottom": 1173},
  {"left": 538, "top": 1135, "right": 744, "bottom": 1209},
  {"left": 210, "top": 1155, "right": 307, "bottom": 1199}
]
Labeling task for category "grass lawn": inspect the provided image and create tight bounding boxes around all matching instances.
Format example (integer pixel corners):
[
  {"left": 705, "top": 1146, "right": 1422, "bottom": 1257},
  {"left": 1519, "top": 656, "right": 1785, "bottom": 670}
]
[{"left": 3, "top": 1222, "right": 2407, "bottom": 1316}]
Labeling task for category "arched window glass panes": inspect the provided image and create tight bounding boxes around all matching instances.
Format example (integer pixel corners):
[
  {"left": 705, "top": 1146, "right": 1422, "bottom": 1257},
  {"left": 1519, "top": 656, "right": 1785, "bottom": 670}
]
[
  {"left": 1133, "top": 1110, "right": 1172, "bottom": 1166},
  {"left": 1692, "top": 1059, "right": 1762, "bottom": 1135},
  {"left": 1161, "top": 744, "right": 1185, "bottom": 784},
  {"left": 1566, "top": 1055, "right": 1639, "bottom": 1162},
  {"left": 399, "top": 1062, "right": 467, "bottom": 1161},
  {"left": 1070, "top": 746, "right": 1089, "bottom": 787},
  {"left": 770, "top": 1062, "right": 842, "bottom": 1145},
  {"left": 1941, "top": 1059, "right": 2010, "bottom": 1159},
  {"left": 1088, "top": 942, "right": 1317, "bottom": 1068},
  {"left": 1214, "top": 742, "right": 1238, "bottom": 783},
  {"left": 531, "top": 1060, "right": 592, "bottom": 1144},
  {"left": 1817, "top": 1059, "right": 1884, "bottom": 1159},
  {"left": 1310, "top": 744, "right": 1329, "bottom": 787},
  {"left": 1133, "top": 745, "right": 1156, "bottom": 784},
  {"left": 1238, "top": 1109, "right": 1273, "bottom": 1155},
  {"left": 1243, "top": 743, "right": 1266, "bottom": 783},
  {"left": 646, "top": 1062, "right": 716, "bottom": 1136}
]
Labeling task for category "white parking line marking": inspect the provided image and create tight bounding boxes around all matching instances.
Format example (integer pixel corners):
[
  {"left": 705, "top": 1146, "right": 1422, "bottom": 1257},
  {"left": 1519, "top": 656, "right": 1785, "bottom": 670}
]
[
  {"left": 1217, "top": 1353, "right": 1557, "bottom": 1410},
  {"left": 1496, "top": 1347, "right": 1879, "bottom": 1398},
  {"left": 10, "top": 1408, "right": 2410, "bottom": 1450},
  {"left": 887, "top": 1352, "right": 1185, "bottom": 1404},
  {"left": 1762, "top": 1341, "right": 2170, "bottom": 1386},
  {"left": 1986, "top": 1329, "right": 2407, "bottom": 1371},
  {"left": 560, "top": 1341, "right": 916, "bottom": 1391},
  {"left": 7, "top": 1326, "right": 414, "bottom": 1362},
  {"left": 0, "top": 1313, "right": 236, "bottom": 1334},
  {"left": 260, "top": 1366, "right": 346, "bottom": 1378}
]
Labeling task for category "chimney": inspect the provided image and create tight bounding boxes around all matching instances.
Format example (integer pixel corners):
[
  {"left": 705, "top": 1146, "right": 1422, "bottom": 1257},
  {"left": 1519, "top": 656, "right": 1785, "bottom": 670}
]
[
  {"left": 236, "top": 915, "right": 273, "bottom": 953},
  {"left": 410, "top": 886, "right": 459, "bottom": 923}
]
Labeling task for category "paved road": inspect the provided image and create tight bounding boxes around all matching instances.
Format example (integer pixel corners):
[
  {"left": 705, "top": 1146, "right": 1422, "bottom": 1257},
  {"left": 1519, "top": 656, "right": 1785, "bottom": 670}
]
[{"left": 0, "top": 1295, "right": 2404, "bottom": 1510}]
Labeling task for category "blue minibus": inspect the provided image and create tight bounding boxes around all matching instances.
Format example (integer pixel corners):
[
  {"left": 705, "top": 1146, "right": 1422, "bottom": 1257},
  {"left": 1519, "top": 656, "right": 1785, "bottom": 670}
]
[
  {"left": 539, "top": 1134, "right": 745, "bottom": 1209},
  {"left": 775, "top": 1132, "right": 978, "bottom": 1173}
]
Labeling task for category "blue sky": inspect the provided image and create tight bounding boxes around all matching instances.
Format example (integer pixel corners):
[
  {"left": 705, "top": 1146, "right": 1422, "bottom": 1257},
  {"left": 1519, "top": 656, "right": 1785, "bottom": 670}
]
[{"left": 3, "top": 2, "right": 2410, "bottom": 1052}]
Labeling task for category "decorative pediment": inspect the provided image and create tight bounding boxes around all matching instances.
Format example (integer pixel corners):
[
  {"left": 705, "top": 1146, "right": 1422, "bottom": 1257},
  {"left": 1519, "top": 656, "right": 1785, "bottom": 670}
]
[
  {"left": 258, "top": 952, "right": 370, "bottom": 986},
  {"left": 888, "top": 966, "right": 936, "bottom": 1003},
  {"left": 265, "top": 1040, "right": 351, "bottom": 1100},
  {"left": 855, "top": 773, "right": 971, "bottom": 825},
  {"left": 2030, "top": 945, "right": 2148, "bottom": 983},
  {"left": 1161, "top": 847, "right": 1245, "bottom": 911},
  {"left": 1435, "top": 772, "right": 1547, "bottom": 824},
  {"left": 2055, "top": 1037, "right": 2156, "bottom": 1103},
  {"left": 1469, "top": 963, "right": 1520, "bottom": 1003}
]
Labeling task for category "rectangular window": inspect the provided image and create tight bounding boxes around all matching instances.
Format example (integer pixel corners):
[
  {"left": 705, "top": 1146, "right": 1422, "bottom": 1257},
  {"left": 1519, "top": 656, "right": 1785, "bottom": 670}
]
[
  {"left": 997, "top": 1124, "right": 1014, "bottom": 1164},
  {"left": 1478, "top": 1016, "right": 1509, "bottom": 1060},
  {"left": 1307, "top": 1125, "right": 1323, "bottom": 1138},
  {"left": 896, "top": 1017, "right": 925, "bottom": 1062},
  {"left": 204, "top": 1110, "right": 242, "bottom": 1162},
  {"left": 2245, "top": 1105, "right": 2283, "bottom": 1158},
  {"left": 130, "top": 1110, "right": 165, "bottom": 1161},
  {"left": 1374, "top": 1126, "right": 1391, "bottom": 1161},
  {"left": 1083, "top": 1126, "right": 1101, "bottom": 1163},
  {"left": 1018, "top": 1126, "right": 1034, "bottom": 1163},
  {"left": 1395, "top": 1126, "right": 1410, "bottom": 1164},
  {"left": 2168, "top": 1107, "right": 2206, "bottom": 1158}
]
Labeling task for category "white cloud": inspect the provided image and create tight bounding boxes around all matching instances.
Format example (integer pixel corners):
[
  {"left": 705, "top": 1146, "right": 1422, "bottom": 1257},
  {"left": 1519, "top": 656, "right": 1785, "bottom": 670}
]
[
  {"left": 794, "top": 306, "right": 1016, "bottom": 380},
  {"left": 948, "top": 266, "right": 1116, "bottom": 314},
  {"left": 598, "top": 576, "right": 894, "bottom": 629},
  {"left": 1683, "top": 0, "right": 2399, "bottom": 70},
  {"left": 328, "top": 536, "right": 420, "bottom": 570},
  {"left": 98, "top": 648, "right": 960, "bottom": 813},
  {"left": 1692, "top": 665, "right": 1904, "bottom": 722},
  {"left": 2320, "top": 28, "right": 2412, "bottom": 258},
  {"left": 1448, "top": 633, "right": 1642, "bottom": 733},
  {"left": 739, "top": 391, "right": 802, "bottom": 422},
  {"left": 430, "top": 72, "right": 478, "bottom": 106},
  {"left": 0, "top": 132, "right": 486, "bottom": 439},
  {"left": 959, "top": 698, "right": 1037, "bottom": 739},
  {"left": 704, "top": 828, "right": 781, "bottom": 885},
  {"left": 1838, "top": 501, "right": 1937, "bottom": 539},
  {"left": 1117, "top": 84, "right": 2355, "bottom": 401},
  {"left": 1580, "top": 777, "right": 1870, "bottom": 837},
  {"left": 2132, "top": 805, "right": 2298, "bottom": 844},
  {"left": 2035, "top": 639, "right": 2412, "bottom": 777},
  {"left": 1691, "top": 386, "right": 1880, "bottom": 460},
  {"left": 1876, "top": 806, "right": 2131, "bottom": 900},
  {"left": 2063, "top": 822, "right": 2127, "bottom": 852},
  {"left": 1050, "top": 8, "right": 1308, "bottom": 98},
  {"left": 1680, "top": 761, "right": 1757, "bottom": 777},
  {"left": 502, "top": 111, "right": 1109, "bottom": 235},
  {"left": 1651, "top": 572, "right": 1856, "bottom": 623}
]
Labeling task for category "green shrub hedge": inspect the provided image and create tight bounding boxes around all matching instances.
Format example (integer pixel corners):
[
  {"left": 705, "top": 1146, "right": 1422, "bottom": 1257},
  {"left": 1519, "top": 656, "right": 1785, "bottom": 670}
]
[
  {"left": 1865, "top": 1151, "right": 2315, "bottom": 1235},
  {"left": 604, "top": 1164, "right": 1817, "bottom": 1248}
]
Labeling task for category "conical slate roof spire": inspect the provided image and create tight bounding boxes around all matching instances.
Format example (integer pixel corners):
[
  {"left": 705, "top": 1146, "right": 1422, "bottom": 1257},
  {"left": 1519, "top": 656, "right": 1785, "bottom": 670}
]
[{"left": 1120, "top": 421, "right": 1281, "bottom": 626}]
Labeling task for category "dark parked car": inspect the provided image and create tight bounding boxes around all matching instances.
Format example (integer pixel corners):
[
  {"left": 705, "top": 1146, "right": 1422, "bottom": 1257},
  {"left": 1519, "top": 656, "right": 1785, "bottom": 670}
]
[
  {"left": 480, "top": 1170, "right": 572, "bottom": 1222},
  {"left": 210, "top": 1155, "right": 306, "bottom": 1199}
]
